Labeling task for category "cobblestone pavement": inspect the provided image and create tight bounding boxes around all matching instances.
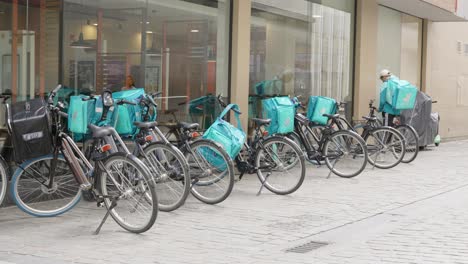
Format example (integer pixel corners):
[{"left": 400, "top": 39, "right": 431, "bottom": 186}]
[{"left": 0, "top": 141, "right": 467, "bottom": 264}]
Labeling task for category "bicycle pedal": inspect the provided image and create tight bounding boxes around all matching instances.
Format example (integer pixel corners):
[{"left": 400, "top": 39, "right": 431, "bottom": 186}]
[{"left": 97, "top": 201, "right": 104, "bottom": 208}]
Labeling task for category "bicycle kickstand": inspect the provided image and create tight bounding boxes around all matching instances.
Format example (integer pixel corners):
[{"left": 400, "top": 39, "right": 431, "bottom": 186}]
[
  {"left": 94, "top": 196, "right": 118, "bottom": 235},
  {"left": 257, "top": 172, "right": 272, "bottom": 196},
  {"left": 327, "top": 159, "right": 338, "bottom": 179}
]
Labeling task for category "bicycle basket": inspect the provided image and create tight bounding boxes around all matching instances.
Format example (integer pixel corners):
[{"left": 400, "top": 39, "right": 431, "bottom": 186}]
[{"left": 7, "top": 98, "right": 53, "bottom": 162}]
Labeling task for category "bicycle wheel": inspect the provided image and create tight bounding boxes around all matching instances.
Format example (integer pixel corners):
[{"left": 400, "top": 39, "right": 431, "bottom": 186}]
[
  {"left": 185, "top": 139, "right": 234, "bottom": 204},
  {"left": 395, "top": 124, "right": 419, "bottom": 163},
  {"left": 100, "top": 153, "right": 158, "bottom": 233},
  {"left": 255, "top": 136, "right": 305, "bottom": 195},
  {"left": 10, "top": 154, "right": 82, "bottom": 217},
  {"left": 0, "top": 158, "right": 8, "bottom": 206},
  {"left": 364, "top": 127, "right": 405, "bottom": 169},
  {"left": 142, "top": 142, "right": 190, "bottom": 212},
  {"left": 323, "top": 130, "right": 368, "bottom": 178}
]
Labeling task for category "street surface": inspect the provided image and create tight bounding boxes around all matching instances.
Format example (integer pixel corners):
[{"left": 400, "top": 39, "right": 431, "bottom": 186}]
[{"left": 0, "top": 141, "right": 467, "bottom": 264}]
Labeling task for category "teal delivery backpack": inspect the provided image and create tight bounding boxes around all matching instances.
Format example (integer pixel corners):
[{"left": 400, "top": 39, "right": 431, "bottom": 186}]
[
  {"left": 262, "top": 96, "right": 295, "bottom": 134},
  {"left": 202, "top": 104, "right": 246, "bottom": 169},
  {"left": 307, "top": 96, "right": 337, "bottom": 125},
  {"left": 393, "top": 83, "right": 418, "bottom": 110},
  {"left": 68, "top": 95, "right": 96, "bottom": 134},
  {"left": 112, "top": 88, "right": 146, "bottom": 135}
]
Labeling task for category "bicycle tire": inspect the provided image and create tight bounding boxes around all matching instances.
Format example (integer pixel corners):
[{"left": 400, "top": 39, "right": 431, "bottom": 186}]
[
  {"left": 10, "top": 154, "right": 82, "bottom": 217},
  {"left": 323, "top": 130, "right": 368, "bottom": 178},
  {"left": 395, "top": 124, "right": 419, "bottom": 163},
  {"left": 0, "top": 157, "right": 8, "bottom": 206},
  {"left": 364, "top": 127, "right": 405, "bottom": 169},
  {"left": 142, "top": 142, "right": 190, "bottom": 212},
  {"left": 100, "top": 152, "right": 158, "bottom": 233},
  {"left": 185, "top": 139, "right": 235, "bottom": 205},
  {"left": 255, "top": 136, "right": 306, "bottom": 195}
]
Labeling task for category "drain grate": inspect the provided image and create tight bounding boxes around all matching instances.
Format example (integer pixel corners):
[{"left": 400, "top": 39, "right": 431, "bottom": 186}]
[{"left": 286, "top": 241, "right": 328, "bottom": 253}]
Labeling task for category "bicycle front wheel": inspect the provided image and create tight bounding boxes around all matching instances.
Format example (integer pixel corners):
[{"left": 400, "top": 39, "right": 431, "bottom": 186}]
[
  {"left": 365, "top": 127, "right": 405, "bottom": 169},
  {"left": 185, "top": 139, "right": 235, "bottom": 204},
  {"left": 100, "top": 153, "right": 158, "bottom": 233},
  {"left": 142, "top": 142, "right": 190, "bottom": 212},
  {"left": 255, "top": 136, "right": 305, "bottom": 195},
  {"left": 11, "top": 154, "right": 82, "bottom": 217},
  {"left": 396, "top": 124, "right": 419, "bottom": 163},
  {"left": 323, "top": 131, "right": 368, "bottom": 178}
]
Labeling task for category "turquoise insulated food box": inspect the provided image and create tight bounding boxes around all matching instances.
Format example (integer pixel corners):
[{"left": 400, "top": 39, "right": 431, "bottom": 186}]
[
  {"left": 262, "top": 97, "right": 294, "bottom": 134},
  {"left": 393, "top": 84, "right": 418, "bottom": 110},
  {"left": 68, "top": 95, "right": 96, "bottom": 134},
  {"left": 307, "top": 96, "right": 337, "bottom": 125},
  {"left": 112, "top": 88, "right": 145, "bottom": 135}
]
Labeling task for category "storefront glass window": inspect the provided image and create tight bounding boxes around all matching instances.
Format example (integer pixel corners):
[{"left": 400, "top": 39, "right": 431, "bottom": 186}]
[
  {"left": 63, "top": 0, "right": 231, "bottom": 129},
  {"left": 250, "top": 0, "right": 355, "bottom": 120},
  {"left": 0, "top": 0, "right": 60, "bottom": 126}
]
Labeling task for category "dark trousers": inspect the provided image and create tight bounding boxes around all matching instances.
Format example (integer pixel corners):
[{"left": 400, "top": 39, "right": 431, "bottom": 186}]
[{"left": 382, "top": 112, "right": 396, "bottom": 127}]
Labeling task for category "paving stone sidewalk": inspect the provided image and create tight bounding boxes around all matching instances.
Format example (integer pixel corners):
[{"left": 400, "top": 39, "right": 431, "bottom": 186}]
[{"left": 0, "top": 141, "right": 467, "bottom": 263}]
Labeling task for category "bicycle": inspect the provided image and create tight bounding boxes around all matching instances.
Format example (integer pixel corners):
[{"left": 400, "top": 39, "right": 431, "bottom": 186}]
[
  {"left": 287, "top": 99, "right": 368, "bottom": 178},
  {"left": 8, "top": 86, "right": 158, "bottom": 234},
  {"left": 338, "top": 100, "right": 407, "bottom": 169},
  {"left": 128, "top": 93, "right": 190, "bottom": 212},
  {"left": 216, "top": 95, "right": 306, "bottom": 195},
  {"left": 372, "top": 100, "right": 420, "bottom": 163},
  {"left": 160, "top": 103, "right": 235, "bottom": 204}
]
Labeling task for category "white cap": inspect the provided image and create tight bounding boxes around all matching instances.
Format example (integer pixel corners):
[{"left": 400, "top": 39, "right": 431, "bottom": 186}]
[{"left": 379, "top": 69, "right": 391, "bottom": 78}]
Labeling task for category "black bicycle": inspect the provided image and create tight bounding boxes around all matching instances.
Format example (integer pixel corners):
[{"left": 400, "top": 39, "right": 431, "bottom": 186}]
[
  {"left": 339, "top": 100, "right": 407, "bottom": 169},
  {"left": 216, "top": 95, "right": 306, "bottom": 195},
  {"left": 288, "top": 99, "right": 368, "bottom": 178},
  {"left": 160, "top": 106, "right": 235, "bottom": 205}
]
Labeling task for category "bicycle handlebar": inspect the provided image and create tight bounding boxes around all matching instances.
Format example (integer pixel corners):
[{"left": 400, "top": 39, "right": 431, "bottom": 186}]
[
  {"left": 117, "top": 99, "right": 136, "bottom": 106},
  {"left": 217, "top": 94, "right": 242, "bottom": 115}
]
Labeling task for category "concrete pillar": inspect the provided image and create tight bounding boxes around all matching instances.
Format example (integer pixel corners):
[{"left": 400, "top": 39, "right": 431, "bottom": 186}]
[
  {"left": 421, "top": 19, "right": 432, "bottom": 93},
  {"left": 230, "top": 0, "right": 251, "bottom": 131},
  {"left": 353, "top": 0, "right": 379, "bottom": 120}
]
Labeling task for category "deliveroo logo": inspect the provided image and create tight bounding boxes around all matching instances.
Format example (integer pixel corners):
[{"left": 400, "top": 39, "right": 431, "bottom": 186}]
[{"left": 403, "top": 93, "right": 411, "bottom": 103}]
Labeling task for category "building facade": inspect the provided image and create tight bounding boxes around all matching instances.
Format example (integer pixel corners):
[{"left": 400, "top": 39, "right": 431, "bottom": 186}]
[{"left": 0, "top": 0, "right": 466, "bottom": 138}]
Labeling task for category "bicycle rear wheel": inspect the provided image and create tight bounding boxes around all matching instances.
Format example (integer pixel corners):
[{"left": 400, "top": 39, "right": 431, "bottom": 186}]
[
  {"left": 185, "top": 139, "right": 235, "bottom": 204},
  {"left": 0, "top": 159, "right": 7, "bottom": 206},
  {"left": 10, "top": 154, "right": 82, "bottom": 217},
  {"left": 142, "top": 142, "right": 190, "bottom": 212},
  {"left": 365, "top": 127, "right": 405, "bottom": 169},
  {"left": 100, "top": 153, "right": 158, "bottom": 233},
  {"left": 395, "top": 124, "right": 419, "bottom": 163},
  {"left": 323, "top": 130, "right": 368, "bottom": 178},
  {"left": 255, "top": 136, "right": 305, "bottom": 195}
]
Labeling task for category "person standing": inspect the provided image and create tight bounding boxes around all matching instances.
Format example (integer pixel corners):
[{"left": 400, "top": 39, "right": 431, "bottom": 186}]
[
  {"left": 122, "top": 75, "right": 136, "bottom": 91},
  {"left": 378, "top": 69, "right": 400, "bottom": 127}
]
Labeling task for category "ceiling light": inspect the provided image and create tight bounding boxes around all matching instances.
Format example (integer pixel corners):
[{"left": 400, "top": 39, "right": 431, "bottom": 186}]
[
  {"left": 146, "top": 31, "right": 153, "bottom": 34},
  {"left": 191, "top": 29, "right": 199, "bottom": 33},
  {"left": 93, "top": 23, "right": 98, "bottom": 26},
  {"left": 312, "top": 15, "right": 322, "bottom": 18}
]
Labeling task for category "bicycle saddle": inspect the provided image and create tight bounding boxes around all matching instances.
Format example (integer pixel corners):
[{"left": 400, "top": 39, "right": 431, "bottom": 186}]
[
  {"left": 322, "top": 113, "right": 340, "bottom": 119},
  {"left": 251, "top": 118, "right": 271, "bottom": 126},
  {"left": 179, "top": 122, "right": 199, "bottom": 130},
  {"left": 133, "top": 121, "right": 158, "bottom": 129},
  {"left": 88, "top": 124, "right": 115, "bottom": 138}
]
